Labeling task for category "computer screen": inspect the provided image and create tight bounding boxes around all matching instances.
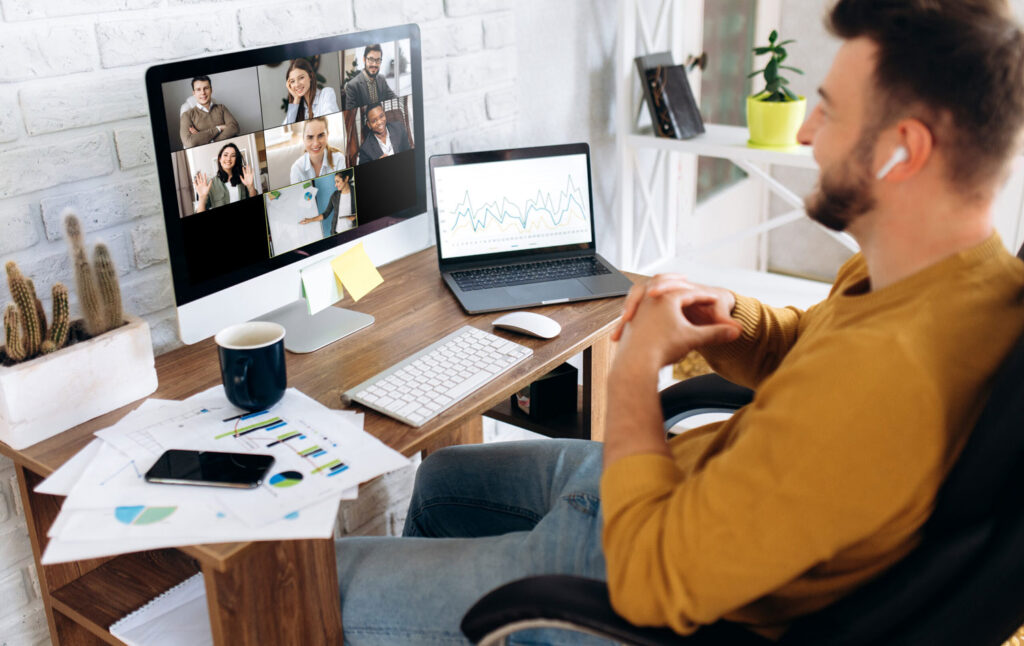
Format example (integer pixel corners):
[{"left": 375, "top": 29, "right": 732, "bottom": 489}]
[
  {"left": 432, "top": 153, "right": 594, "bottom": 260},
  {"left": 145, "top": 25, "right": 424, "bottom": 344}
]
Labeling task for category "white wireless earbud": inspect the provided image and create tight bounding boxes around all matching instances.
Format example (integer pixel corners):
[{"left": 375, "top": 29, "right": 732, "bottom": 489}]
[{"left": 876, "top": 146, "right": 909, "bottom": 180}]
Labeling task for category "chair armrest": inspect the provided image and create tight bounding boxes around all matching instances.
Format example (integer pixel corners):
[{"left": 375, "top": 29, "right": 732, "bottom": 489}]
[
  {"left": 661, "top": 374, "right": 754, "bottom": 429},
  {"left": 461, "top": 575, "right": 772, "bottom": 646}
]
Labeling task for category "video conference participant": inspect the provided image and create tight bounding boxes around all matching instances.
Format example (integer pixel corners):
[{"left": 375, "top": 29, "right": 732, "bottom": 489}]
[
  {"left": 332, "top": 0, "right": 1024, "bottom": 643},
  {"left": 282, "top": 58, "right": 340, "bottom": 125},
  {"left": 179, "top": 76, "right": 240, "bottom": 149},
  {"left": 192, "top": 143, "right": 256, "bottom": 213},
  {"left": 289, "top": 117, "right": 346, "bottom": 183},
  {"left": 357, "top": 103, "right": 410, "bottom": 165},
  {"left": 344, "top": 44, "right": 396, "bottom": 109},
  {"left": 300, "top": 170, "right": 356, "bottom": 234}
]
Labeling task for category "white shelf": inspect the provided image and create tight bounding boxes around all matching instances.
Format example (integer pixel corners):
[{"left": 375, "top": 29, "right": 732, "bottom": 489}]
[{"left": 627, "top": 124, "right": 818, "bottom": 169}]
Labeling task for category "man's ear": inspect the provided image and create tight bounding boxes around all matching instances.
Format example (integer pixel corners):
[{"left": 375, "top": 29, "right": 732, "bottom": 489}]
[{"left": 879, "top": 119, "right": 933, "bottom": 182}]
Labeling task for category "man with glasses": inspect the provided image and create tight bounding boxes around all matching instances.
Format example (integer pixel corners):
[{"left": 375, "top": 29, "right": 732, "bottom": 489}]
[{"left": 344, "top": 44, "right": 396, "bottom": 110}]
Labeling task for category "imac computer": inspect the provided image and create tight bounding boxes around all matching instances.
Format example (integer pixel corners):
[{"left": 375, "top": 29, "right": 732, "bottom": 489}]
[{"left": 145, "top": 25, "right": 425, "bottom": 352}]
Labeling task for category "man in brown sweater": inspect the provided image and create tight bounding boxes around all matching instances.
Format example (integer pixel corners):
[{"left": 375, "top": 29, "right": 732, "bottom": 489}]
[
  {"left": 331, "top": 2, "right": 1024, "bottom": 643},
  {"left": 178, "top": 76, "right": 239, "bottom": 150}
]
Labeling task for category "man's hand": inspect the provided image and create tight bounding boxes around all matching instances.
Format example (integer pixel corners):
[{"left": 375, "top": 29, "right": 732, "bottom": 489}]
[
  {"left": 188, "top": 126, "right": 200, "bottom": 135},
  {"left": 615, "top": 282, "right": 742, "bottom": 371},
  {"left": 612, "top": 274, "right": 738, "bottom": 343}
]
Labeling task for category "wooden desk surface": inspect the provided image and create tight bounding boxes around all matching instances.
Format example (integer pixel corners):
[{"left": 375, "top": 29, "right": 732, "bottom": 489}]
[{"left": 1, "top": 247, "right": 630, "bottom": 568}]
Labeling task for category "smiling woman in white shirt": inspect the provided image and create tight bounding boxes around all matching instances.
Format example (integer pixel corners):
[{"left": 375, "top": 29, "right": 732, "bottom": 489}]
[
  {"left": 282, "top": 58, "right": 340, "bottom": 125},
  {"left": 193, "top": 142, "right": 256, "bottom": 213},
  {"left": 289, "top": 117, "right": 345, "bottom": 184}
]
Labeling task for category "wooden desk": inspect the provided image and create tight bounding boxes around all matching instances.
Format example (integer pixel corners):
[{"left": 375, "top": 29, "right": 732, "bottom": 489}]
[{"left": 0, "top": 247, "right": 630, "bottom": 646}]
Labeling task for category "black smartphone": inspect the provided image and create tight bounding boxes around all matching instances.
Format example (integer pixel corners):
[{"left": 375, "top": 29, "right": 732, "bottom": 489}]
[{"left": 145, "top": 449, "right": 275, "bottom": 489}]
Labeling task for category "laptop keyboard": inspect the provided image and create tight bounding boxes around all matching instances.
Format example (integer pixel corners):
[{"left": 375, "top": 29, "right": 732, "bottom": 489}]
[{"left": 452, "top": 257, "right": 611, "bottom": 291}]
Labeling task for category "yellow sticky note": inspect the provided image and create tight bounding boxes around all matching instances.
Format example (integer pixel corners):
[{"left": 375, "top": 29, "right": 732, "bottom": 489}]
[
  {"left": 331, "top": 242, "right": 383, "bottom": 302},
  {"left": 300, "top": 259, "right": 342, "bottom": 315}
]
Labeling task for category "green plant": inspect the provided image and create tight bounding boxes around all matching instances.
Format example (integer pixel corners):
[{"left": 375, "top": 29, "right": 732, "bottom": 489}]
[
  {"left": 2, "top": 262, "right": 71, "bottom": 364},
  {"left": 749, "top": 30, "right": 804, "bottom": 102},
  {"left": 64, "top": 212, "right": 124, "bottom": 338}
]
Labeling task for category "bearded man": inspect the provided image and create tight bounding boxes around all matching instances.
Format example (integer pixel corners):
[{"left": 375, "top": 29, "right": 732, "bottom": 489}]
[{"left": 344, "top": 43, "right": 396, "bottom": 110}]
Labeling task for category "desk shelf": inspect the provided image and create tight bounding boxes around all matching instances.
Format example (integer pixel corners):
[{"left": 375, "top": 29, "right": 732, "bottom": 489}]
[
  {"left": 49, "top": 549, "right": 199, "bottom": 644},
  {"left": 485, "top": 387, "right": 586, "bottom": 440}
]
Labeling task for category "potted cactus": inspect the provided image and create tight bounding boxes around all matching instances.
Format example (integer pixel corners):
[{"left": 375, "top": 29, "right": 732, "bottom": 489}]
[
  {"left": 0, "top": 213, "right": 157, "bottom": 449},
  {"left": 746, "top": 30, "right": 807, "bottom": 149}
]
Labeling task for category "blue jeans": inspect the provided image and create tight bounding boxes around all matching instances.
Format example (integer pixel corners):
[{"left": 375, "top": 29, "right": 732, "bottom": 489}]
[{"left": 335, "top": 439, "right": 612, "bottom": 645}]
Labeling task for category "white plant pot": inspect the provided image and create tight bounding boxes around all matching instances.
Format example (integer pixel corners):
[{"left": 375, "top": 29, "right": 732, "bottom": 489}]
[{"left": 0, "top": 315, "right": 158, "bottom": 450}]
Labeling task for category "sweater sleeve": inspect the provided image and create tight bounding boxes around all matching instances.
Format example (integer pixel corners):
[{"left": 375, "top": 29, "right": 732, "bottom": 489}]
[
  {"left": 601, "top": 333, "right": 944, "bottom": 635},
  {"left": 179, "top": 112, "right": 198, "bottom": 149},
  {"left": 697, "top": 293, "right": 807, "bottom": 389},
  {"left": 218, "top": 105, "right": 239, "bottom": 139},
  {"left": 698, "top": 254, "right": 866, "bottom": 389}
]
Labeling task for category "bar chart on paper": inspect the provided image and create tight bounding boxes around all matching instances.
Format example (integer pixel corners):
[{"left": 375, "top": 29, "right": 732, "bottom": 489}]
[
  {"left": 215, "top": 410, "right": 349, "bottom": 483},
  {"left": 434, "top": 153, "right": 594, "bottom": 257}
]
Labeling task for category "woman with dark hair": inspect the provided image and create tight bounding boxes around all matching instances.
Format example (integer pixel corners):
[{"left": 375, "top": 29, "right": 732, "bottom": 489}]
[
  {"left": 300, "top": 170, "right": 356, "bottom": 234},
  {"left": 193, "top": 142, "right": 256, "bottom": 212},
  {"left": 282, "top": 57, "right": 339, "bottom": 125}
]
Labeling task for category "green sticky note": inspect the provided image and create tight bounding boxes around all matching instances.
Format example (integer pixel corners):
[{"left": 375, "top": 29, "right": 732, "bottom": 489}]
[{"left": 300, "top": 259, "right": 342, "bottom": 315}]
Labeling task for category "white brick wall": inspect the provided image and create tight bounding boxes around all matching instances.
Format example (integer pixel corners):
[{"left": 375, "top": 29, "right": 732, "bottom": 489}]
[
  {"left": 239, "top": 2, "right": 355, "bottom": 47},
  {"left": 20, "top": 74, "right": 148, "bottom": 136}
]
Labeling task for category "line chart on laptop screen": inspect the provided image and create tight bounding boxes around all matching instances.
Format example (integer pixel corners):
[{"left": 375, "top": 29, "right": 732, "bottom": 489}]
[{"left": 435, "top": 154, "right": 593, "bottom": 258}]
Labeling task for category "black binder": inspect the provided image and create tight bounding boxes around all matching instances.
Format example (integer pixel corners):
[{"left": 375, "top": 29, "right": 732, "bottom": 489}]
[{"left": 635, "top": 52, "right": 705, "bottom": 140}]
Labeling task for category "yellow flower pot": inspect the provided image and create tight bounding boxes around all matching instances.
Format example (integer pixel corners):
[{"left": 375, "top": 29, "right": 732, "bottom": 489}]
[{"left": 746, "top": 93, "right": 807, "bottom": 150}]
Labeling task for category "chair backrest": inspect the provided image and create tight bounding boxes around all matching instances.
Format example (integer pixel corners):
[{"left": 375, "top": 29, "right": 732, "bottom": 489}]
[
  {"left": 781, "top": 251, "right": 1024, "bottom": 646},
  {"left": 180, "top": 95, "right": 198, "bottom": 115}
]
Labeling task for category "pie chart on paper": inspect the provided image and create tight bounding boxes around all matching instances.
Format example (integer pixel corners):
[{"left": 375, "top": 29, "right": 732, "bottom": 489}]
[
  {"left": 114, "top": 505, "right": 177, "bottom": 525},
  {"left": 269, "top": 471, "right": 304, "bottom": 488}
]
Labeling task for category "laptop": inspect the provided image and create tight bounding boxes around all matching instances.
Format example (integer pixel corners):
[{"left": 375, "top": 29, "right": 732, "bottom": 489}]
[{"left": 429, "top": 143, "right": 634, "bottom": 314}]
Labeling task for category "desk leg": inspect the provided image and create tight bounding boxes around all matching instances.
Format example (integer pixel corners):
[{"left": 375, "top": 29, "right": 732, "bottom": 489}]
[
  {"left": 582, "top": 336, "right": 612, "bottom": 442},
  {"left": 15, "top": 467, "right": 111, "bottom": 646},
  {"left": 203, "top": 538, "right": 343, "bottom": 645}
]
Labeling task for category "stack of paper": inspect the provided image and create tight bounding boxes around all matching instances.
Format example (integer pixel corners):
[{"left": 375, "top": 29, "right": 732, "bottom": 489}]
[
  {"left": 38, "top": 386, "right": 409, "bottom": 564},
  {"left": 109, "top": 573, "right": 211, "bottom": 646}
]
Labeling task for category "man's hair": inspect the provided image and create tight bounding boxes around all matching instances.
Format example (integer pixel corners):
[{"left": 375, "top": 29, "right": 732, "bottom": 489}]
[
  {"left": 364, "top": 44, "right": 383, "bottom": 58},
  {"left": 827, "top": 0, "right": 1024, "bottom": 191},
  {"left": 191, "top": 76, "right": 211, "bottom": 90}
]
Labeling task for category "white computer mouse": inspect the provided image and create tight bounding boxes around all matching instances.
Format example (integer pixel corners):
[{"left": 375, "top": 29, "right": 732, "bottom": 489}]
[{"left": 492, "top": 311, "right": 561, "bottom": 339}]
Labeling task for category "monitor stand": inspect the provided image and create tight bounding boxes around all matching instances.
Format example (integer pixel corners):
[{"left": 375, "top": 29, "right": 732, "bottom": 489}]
[{"left": 256, "top": 300, "right": 374, "bottom": 354}]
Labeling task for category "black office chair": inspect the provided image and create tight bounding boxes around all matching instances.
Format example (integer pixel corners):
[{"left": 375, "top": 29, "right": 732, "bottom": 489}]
[{"left": 462, "top": 246, "right": 1024, "bottom": 646}]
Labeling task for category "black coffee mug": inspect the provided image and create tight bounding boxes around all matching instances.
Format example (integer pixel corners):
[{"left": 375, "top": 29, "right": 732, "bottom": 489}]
[{"left": 215, "top": 322, "right": 287, "bottom": 411}]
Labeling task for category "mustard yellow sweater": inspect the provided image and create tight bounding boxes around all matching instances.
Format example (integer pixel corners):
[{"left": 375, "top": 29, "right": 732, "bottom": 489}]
[{"left": 601, "top": 234, "right": 1024, "bottom": 638}]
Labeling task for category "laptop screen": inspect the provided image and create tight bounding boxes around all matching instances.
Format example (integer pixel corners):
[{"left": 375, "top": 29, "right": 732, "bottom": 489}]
[{"left": 433, "top": 152, "right": 594, "bottom": 260}]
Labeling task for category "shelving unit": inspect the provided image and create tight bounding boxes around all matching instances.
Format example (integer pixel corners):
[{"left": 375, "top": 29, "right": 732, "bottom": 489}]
[
  {"left": 615, "top": 0, "right": 850, "bottom": 298},
  {"left": 49, "top": 550, "right": 199, "bottom": 644}
]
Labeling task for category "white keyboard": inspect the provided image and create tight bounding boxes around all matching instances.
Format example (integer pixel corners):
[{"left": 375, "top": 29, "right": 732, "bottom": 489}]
[{"left": 345, "top": 326, "right": 533, "bottom": 427}]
